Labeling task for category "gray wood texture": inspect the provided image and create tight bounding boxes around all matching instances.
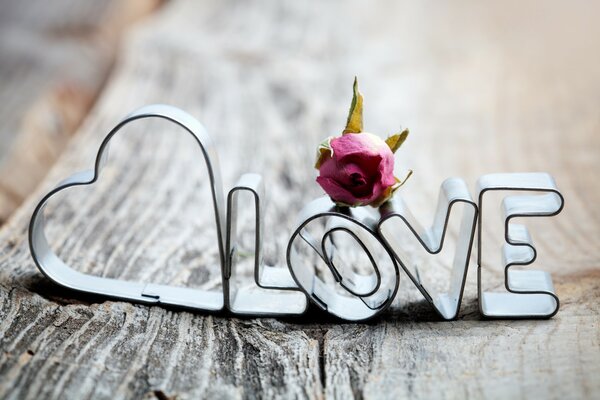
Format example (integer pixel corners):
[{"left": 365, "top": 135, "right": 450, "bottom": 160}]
[
  {"left": 1, "top": 1, "right": 599, "bottom": 399},
  {"left": 0, "top": 0, "right": 160, "bottom": 223}
]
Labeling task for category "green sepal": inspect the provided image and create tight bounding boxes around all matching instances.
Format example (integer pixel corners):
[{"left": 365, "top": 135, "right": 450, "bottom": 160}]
[
  {"left": 343, "top": 77, "right": 363, "bottom": 134},
  {"left": 385, "top": 128, "right": 409, "bottom": 153},
  {"left": 314, "top": 136, "right": 334, "bottom": 169}
]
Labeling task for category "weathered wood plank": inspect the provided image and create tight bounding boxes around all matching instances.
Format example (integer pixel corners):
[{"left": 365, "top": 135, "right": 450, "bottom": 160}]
[
  {"left": 1, "top": 1, "right": 330, "bottom": 398},
  {"left": 0, "top": 0, "right": 161, "bottom": 223},
  {"left": 0, "top": 0, "right": 599, "bottom": 399},
  {"left": 321, "top": 1, "right": 600, "bottom": 398}
]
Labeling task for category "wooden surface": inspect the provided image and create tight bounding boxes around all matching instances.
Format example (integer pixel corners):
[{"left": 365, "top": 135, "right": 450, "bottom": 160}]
[
  {"left": 0, "top": 0, "right": 160, "bottom": 223},
  {"left": 1, "top": 1, "right": 599, "bottom": 398}
]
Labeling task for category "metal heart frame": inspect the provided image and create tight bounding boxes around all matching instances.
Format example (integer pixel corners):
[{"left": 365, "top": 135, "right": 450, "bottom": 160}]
[
  {"left": 29, "top": 104, "right": 565, "bottom": 321},
  {"left": 30, "top": 104, "right": 229, "bottom": 312}
]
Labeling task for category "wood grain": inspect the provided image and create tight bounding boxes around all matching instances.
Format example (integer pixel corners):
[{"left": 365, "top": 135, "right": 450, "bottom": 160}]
[
  {"left": 0, "top": 0, "right": 599, "bottom": 398},
  {"left": 0, "top": 0, "right": 161, "bottom": 223}
]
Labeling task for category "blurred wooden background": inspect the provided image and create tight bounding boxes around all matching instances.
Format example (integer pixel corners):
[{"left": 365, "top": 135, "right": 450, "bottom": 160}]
[
  {"left": 0, "top": 0, "right": 160, "bottom": 223},
  {"left": 0, "top": 1, "right": 598, "bottom": 399}
]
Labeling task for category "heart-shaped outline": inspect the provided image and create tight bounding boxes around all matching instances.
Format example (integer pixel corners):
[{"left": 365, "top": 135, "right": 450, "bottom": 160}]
[{"left": 29, "top": 104, "right": 229, "bottom": 311}]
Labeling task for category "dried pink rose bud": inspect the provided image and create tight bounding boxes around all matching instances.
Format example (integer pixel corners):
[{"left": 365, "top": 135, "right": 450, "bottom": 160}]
[{"left": 315, "top": 78, "right": 411, "bottom": 207}]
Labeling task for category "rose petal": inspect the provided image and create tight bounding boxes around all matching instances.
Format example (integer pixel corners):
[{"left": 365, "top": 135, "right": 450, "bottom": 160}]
[
  {"left": 316, "top": 176, "right": 363, "bottom": 206},
  {"left": 317, "top": 131, "right": 399, "bottom": 207},
  {"left": 320, "top": 157, "right": 381, "bottom": 198},
  {"left": 377, "top": 153, "right": 396, "bottom": 187},
  {"left": 331, "top": 132, "right": 390, "bottom": 160}
]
